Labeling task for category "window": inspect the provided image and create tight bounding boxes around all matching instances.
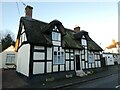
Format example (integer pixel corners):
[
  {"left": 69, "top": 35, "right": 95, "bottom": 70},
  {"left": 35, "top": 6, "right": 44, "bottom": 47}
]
[
  {"left": 52, "top": 32, "right": 61, "bottom": 41},
  {"left": 6, "top": 54, "right": 15, "bottom": 65},
  {"left": 53, "top": 51, "right": 64, "bottom": 64},
  {"left": 81, "top": 39, "right": 87, "bottom": 46},
  {"left": 88, "top": 54, "right": 94, "bottom": 63}
]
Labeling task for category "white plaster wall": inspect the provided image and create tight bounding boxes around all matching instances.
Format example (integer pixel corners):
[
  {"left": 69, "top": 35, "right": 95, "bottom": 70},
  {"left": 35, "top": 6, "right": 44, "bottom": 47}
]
[
  {"left": 52, "top": 41, "right": 61, "bottom": 46},
  {"left": 33, "top": 52, "right": 45, "bottom": 60},
  {"left": 34, "top": 46, "right": 44, "bottom": 50},
  {"left": 71, "top": 61, "right": 74, "bottom": 70},
  {"left": 88, "top": 64, "right": 91, "bottom": 68},
  {"left": 86, "top": 63, "right": 88, "bottom": 69},
  {"left": 75, "top": 50, "right": 80, "bottom": 54},
  {"left": 47, "top": 48, "right": 52, "bottom": 60},
  {"left": 33, "top": 62, "right": 44, "bottom": 74},
  {"left": 92, "top": 63, "right": 95, "bottom": 68},
  {"left": 53, "top": 65, "right": 58, "bottom": 72},
  {"left": 60, "top": 47, "right": 64, "bottom": 52},
  {"left": 54, "top": 47, "right": 58, "bottom": 51},
  {"left": 65, "top": 49, "right": 69, "bottom": 52},
  {"left": 66, "top": 61, "right": 69, "bottom": 71},
  {"left": 1, "top": 51, "right": 17, "bottom": 68},
  {"left": 117, "top": 55, "right": 120, "bottom": 64},
  {"left": 60, "top": 65, "right": 64, "bottom": 71},
  {"left": 47, "top": 62, "right": 52, "bottom": 73},
  {"left": 16, "top": 44, "right": 30, "bottom": 77},
  {"left": 66, "top": 53, "right": 69, "bottom": 59},
  {"left": 98, "top": 61, "right": 101, "bottom": 67},
  {"left": 103, "top": 54, "right": 114, "bottom": 65},
  {"left": 82, "top": 61, "right": 85, "bottom": 69},
  {"left": 70, "top": 53, "right": 74, "bottom": 59},
  {"left": 95, "top": 61, "right": 98, "bottom": 67}
]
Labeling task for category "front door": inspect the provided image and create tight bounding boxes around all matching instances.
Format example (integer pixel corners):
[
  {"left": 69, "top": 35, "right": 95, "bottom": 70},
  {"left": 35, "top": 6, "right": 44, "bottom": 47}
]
[{"left": 75, "top": 55, "right": 80, "bottom": 70}]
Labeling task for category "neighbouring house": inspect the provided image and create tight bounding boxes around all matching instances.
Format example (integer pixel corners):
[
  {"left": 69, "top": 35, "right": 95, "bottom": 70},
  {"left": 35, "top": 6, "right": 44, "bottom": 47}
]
[
  {"left": 102, "top": 52, "right": 120, "bottom": 66},
  {"left": 102, "top": 53, "right": 114, "bottom": 66},
  {"left": 15, "top": 5, "right": 103, "bottom": 79},
  {"left": 1, "top": 45, "right": 17, "bottom": 69},
  {"left": 105, "top": 39, "right": 120, "bottom": 53},
  {"left": 113, "top": 53, "right": 120, "bottom": 65}
]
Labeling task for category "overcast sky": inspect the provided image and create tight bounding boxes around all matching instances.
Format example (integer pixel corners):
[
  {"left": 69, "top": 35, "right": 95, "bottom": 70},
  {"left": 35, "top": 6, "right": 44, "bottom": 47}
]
[{"left": 1, "top": 1, "right": 119, "bottom": 49}]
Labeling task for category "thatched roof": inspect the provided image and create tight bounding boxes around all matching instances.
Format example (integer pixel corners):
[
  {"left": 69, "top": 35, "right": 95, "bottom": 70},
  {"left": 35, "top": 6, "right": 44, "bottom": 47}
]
[
  {"left": 62, "top": 29, "right": 83, "bottom": 49},
  {"left": 17, "top": 17, "right": 83, "bottom": 49},
  {"left": 16, "top": 17, "right": 103, "bottom": 51},
  {"left": 74, "top": 30, "right": 103, "bottom": 51}
]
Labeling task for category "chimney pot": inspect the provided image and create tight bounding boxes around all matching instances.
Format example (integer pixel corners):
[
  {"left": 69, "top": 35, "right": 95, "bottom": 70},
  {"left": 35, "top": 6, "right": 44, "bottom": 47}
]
[
  {"left": 25, "top": 5, "right": 33, "bottom": 18},
  {"left": 74, "top": 26, "right": 80, "bottom": 33}
]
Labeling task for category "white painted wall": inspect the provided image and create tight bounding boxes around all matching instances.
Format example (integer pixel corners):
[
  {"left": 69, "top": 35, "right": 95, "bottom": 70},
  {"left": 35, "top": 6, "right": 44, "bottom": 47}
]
[
  {"left": 33, "top": 52, "right": 45, "bottom": 60},
  {"left": 66, "top": 53, "right": 69, "bottom": 59},
  {"left": 1, "top": 51, "right": 17, "bottom": 68},
  {"left": 82, "top": 61, "right": 85, "bottom": 69},
  {"left": 66, "top": 61, "right": 69, "bottom": 71},
  {"left": 33, "top": 62, "right": 44, "bottom": 74},
  {"left": 52, "top": 41, "right": 61, "bottom": 46},
  {"left": 53, "top": 65, "right": 58, "bottom": 72},
  {"left": 16, "top": 44, "right": 30, "bottom": 77},
  {"left": 47, "top": 62, "right": 52, "bottom": 73},
  {"left": 71, "top": 61, "right": 74, "bottom": 70},
  {"left": 103, "top": 54, "right": 114, "bottom": 65},
  {"left": 34, "top": 46, "right": 44, "bottom": 50},
  {"left": 60, "top": 65, "right": 64, "bottom": 71},
  {"left": 47, "top": 47, "right": 52, "bottom": 60}
]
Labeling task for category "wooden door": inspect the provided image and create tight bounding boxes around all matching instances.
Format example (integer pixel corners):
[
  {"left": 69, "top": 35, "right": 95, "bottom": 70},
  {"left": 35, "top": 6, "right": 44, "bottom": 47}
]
[{"left": 76, "top": 55, "right": 80, "bottom": 70}]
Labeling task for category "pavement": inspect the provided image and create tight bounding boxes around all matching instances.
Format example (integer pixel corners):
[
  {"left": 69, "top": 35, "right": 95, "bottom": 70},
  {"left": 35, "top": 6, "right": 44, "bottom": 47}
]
[{"left": 2, "top": 65, "right": 119, "bottom": 89}]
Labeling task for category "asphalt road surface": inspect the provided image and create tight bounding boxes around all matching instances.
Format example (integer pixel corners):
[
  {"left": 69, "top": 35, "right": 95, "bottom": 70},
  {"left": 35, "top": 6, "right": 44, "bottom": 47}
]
[{"left": 64, "top": 73, "right": 119, "bottom": 88}]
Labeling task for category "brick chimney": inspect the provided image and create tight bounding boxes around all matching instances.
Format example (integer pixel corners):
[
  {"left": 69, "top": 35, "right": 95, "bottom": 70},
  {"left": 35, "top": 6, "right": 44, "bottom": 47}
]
[
  {"left": 25, "top": 5, "right": 33, "bottom": 18},
  {"left": 74, "top": 26, "right": 80, "bottom": 33}
]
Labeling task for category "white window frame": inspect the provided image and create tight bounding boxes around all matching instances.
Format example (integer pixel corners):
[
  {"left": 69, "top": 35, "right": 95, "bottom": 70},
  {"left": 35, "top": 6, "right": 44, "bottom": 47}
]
[
  {"left": 52, "top": 32, "right": 61, "bottom": 41},
  {"left": 53, "top": 51, "right": 65, "bottom": 65},
  {"left": 6, "top": 54, "right": 15, "bottom": 65},
  {"left": 88, "top": 53, "right": 95, "bottom": 64},
  {"left": 52, "top": 26, "right": 61, "bottom": 41},
  {"left": 81, "top": 39, "right": 87, "bottom": 46}
]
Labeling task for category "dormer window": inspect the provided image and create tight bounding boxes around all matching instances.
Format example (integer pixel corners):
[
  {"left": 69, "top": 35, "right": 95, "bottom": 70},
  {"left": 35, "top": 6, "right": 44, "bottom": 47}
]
[
  {"left": 81, "top": 39, "right": 87, "bottom": 46},
  {"left": 81, "top": 35, "right": 87, "bottom": 46},
  {"left": 52, "top": 32, "right": 61, "bottom": 41},
  {"left": 52, "top": 26, "right": 61, "bottom": 41}
]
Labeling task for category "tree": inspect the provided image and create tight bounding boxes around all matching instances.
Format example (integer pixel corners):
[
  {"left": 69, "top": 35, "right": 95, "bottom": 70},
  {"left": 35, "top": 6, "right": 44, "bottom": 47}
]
[{"left": 1, "top": 31, "right": 15, "bottom": 51}]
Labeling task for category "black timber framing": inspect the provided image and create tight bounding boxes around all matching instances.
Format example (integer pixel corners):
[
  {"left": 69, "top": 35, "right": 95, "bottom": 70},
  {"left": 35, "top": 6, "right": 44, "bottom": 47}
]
[
  {"left": 29, "top": 44, "right": 34, "bottom": 77},
  {"left": 44, "top": 46, "right": 47, "bottom": 74},
  {"left": 52, "top": 47, "right": 54, "bottom": 73}
]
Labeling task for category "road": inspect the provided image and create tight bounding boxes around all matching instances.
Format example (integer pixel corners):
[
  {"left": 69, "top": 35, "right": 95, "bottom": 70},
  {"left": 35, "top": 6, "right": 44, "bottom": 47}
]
[{"left": 64, "top": 73, "right": 119, "bottom": 88}]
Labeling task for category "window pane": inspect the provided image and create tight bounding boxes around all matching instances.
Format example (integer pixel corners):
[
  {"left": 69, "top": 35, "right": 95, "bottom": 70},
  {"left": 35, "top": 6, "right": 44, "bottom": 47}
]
[
  {"left": 52, "top": 32, "right": 55, "bottom": 40},
  {"left": 58, "top": 56, "right": 61, "bottom": 63},
  {"left": 54, "top": 51, "right": 57, "bottom": 55},
  {"left": 88, "top": 54, "right": 94, "bottom": 63},
  {"left": 53, "top": 55, "right": 57, "bottom": 64},
  {"left": 53, "top": 51, "right": 64, "bottom": 65},
  {"left": 81, "top": 39, "right": 87, "bottom": 45},
  {"left": 58, "top": 52, "right": 60, "bottom": 55},
  {"left": 60, "top": 56, "right": 64, "bottom": 64},
  {"left": 6, "top": 54, "right": 15, "bottom": 64},
  {"left": 52, "top": 32, "right": 61, "bottom": 41}
]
